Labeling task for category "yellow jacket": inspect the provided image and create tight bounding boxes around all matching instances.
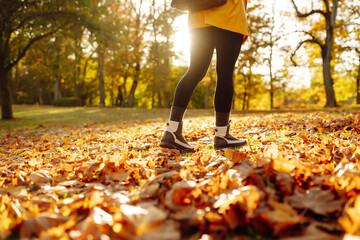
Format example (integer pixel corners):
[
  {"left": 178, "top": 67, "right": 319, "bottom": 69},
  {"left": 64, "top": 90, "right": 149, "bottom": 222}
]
[{"left": 188, "top": 0, "right": 248, "bottom": 42}]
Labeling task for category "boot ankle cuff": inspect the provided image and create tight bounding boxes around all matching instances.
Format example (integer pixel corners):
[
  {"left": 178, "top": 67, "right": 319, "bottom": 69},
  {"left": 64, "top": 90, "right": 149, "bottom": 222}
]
[
  {"left": 213, "top": 125, "right": 228, "bottom": 137},
  {"left": 166, "top": 121, "right": 181, "bottom": 132}
]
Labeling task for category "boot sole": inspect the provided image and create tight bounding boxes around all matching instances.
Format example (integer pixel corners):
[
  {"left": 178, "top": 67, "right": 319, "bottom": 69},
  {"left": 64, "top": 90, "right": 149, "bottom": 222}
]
[
  {"left": 160, "top": 140, "right": 195, "bottom": 152},
  {"left": 214, "top": 140, "right": 247, "bottom": 150}
]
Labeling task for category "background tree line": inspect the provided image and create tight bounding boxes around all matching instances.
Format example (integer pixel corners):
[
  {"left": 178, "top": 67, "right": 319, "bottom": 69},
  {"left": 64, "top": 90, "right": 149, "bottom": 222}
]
[{"left": 1, "top": 0, "right": 359, "bottom": 120}]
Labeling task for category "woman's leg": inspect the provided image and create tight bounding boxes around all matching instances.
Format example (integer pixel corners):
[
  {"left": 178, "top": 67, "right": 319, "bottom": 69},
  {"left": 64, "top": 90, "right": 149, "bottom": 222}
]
[
  {"left": 214, "top": 28, "right": 243, "bottom": 126},
  {"left": 161, "top": 27, "right": 215, "bottom": 152},
  {"left": 170, "top": 27, "right": 215, "bottom": 122},
  {"left": 212, "top": 27, "right": 246, "bottom": 149}
]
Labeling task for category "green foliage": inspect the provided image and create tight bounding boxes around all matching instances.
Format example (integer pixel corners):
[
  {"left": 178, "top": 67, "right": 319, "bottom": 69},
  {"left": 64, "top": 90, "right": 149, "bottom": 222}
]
[
  {"left": 2, "top": 0, "right": 359, "bottom": 115},
  {"left": 334, "top": 75, "right": 356, "bottom": 105},
  {"left": 53, "top": 97, "right": 82, "bottom": 107}
]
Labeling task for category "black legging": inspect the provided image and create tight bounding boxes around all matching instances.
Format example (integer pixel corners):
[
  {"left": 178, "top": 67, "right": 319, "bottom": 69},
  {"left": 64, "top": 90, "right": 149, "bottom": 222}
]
[{"left": 172, "top": 26, "right": 243, "bottom": 113}]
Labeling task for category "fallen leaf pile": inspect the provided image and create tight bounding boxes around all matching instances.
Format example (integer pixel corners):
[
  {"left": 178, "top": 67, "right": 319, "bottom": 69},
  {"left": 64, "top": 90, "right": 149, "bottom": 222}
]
[{"left": 1, "top": 111, "right": 360, "bottom": 239}]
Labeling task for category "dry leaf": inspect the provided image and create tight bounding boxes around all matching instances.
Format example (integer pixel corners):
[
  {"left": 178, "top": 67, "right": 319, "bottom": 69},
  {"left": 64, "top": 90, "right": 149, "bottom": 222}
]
[
  {"left": 260, "top": 198, "right": 302, "bottom": 235},
  {"left": 339, "top": 195, "right": 360, "bottom": 235},
  {"left": 165, "top": 181, "right": 197, "bottom": 211},
  {"left": 1, "top": 112, "right": 360, "bottom": 239},
  {"left": 29, "top": 170, "right": 51, "bottom": 183},
  {"left": 20, "top": 213, "right": 70, "bottom": 238},
  {"left": 280, "top": 223, "right": 339, "bottom": 240},
  {"left": 285, "top": 187, "right": 346, "bottom": 215}
]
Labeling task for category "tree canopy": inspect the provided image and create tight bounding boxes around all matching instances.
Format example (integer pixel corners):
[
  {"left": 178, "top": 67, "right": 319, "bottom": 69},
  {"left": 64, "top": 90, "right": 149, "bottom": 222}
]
[{"left": 1, "top": 0, "right": 359, "bottom": 120}]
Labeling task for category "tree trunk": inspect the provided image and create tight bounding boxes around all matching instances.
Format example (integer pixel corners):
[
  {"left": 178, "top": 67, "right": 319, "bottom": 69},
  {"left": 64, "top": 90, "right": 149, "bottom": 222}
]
[
  {"left": 291, "top": 0, "right": 339, "bottom": 107},
  {"left": 97, "top": 47, "right": 105, "bottom": 107},
  {"left": 157, "top": 89, "right": 162, "bottom": 108},
  {"left": 110, "top": 78, "right": 114, "bottom": 107},
  {"left": 245, "top": 76, "right": 250, "bottom": 110},
  {"left": 163, "top": 20, "right": 171, "bottom": 108},
  {"left": 269, "top": 46, "right": 275, "bottom": 109},
  {"left": 122, "top": 75, "right": 128, "bottom": 106},
  {"left": 38, "top": 79, "right": 44, "bottom": 105},
  {"left": 163, "top": 90, "right": 169, "bottom": 108},
  {"left": 323, "top": 15, "right": 337, "bottom": 107},
  {"left": 73, "top": 35, "right": 81, "bottom": 98},
  {"left": 116, "top": 85, "right": 124, "bottom": 106},
  {"left": 323, "top": 0, "right": 338, "bottom": 107},
  {"left": 243, "top": 65, "right": 254, "bottom": 111},
  {"left": 73, "top": 63, "right": 80, "bottom": 98},
  {"left": 270, "top": 76, "right": 274, "bottom": 109},
  {"left": 11, "top": 64, "right": 20, "bottom": 104},
  {"left": 152, "top": 86, "right": 155, "bottom": 108},
  {"left": 152, "top": 0, "right": 162, "bottom": 108},
  {"left": 242, "top": 76, "right": 248, "bottom": 111},
  {"left": 242, "top": 91, "right": 247, "bottom": 111},
  {"left": 322, "top": 51, "right": 337, "bottom": 107},
  {"left": 54, "top": 50, "right": 62, "bottom": 100},
  {"left": 54, "top": 76, "right": 61, "bottom": 100},
  {"left": 246, "top": 92, "right": 250, "bottom": 110},
  {"left": 283, "top": 82, "right": 289, "bottom": 106},
  {"left": 128, "top": 63, "right": 140, "bottom": 107},
  {"left": 80, "top": 50, "right": 95, "bottom": 105},
  {"left": 269, "top": 1, "right": 276, "bottom": 110},
  {"left": 0, "top": 66, "right": 13, "bottom": 119}
]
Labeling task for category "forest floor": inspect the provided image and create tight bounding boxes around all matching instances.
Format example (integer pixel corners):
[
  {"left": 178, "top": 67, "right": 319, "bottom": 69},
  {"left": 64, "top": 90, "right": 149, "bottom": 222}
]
[{"left": 1, "top": 106, "right": 360, "bottom": 239}]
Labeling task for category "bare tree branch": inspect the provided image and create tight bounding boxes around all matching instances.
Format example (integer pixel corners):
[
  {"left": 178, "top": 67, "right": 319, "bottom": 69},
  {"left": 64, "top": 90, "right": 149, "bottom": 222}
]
[
  {"left": 291, "top": 39, "right": 323, "bottom": 66},
  {"left": 323, "top": 0, "right": 330, "bottom": 13},
  {"left": 6, "top": 26, "right": 61, "bottom": 71},
  {"left": 294, "top": 30, "right": 324, "bottom": 47},
  {"left": 291, "top": 0, "right": 327, "bottom": 18},
  {"left": 4, "top": 8, "right": 99, "bottom": 71},
  {"left": 330, "top": 0, "right": 338, "bottom": 27}
]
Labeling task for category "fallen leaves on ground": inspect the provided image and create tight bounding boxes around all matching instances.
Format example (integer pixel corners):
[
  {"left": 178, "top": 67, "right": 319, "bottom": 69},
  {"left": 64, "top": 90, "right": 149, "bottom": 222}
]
[{"left": 1, "top": 112, "right": 360, "bottom": 239}]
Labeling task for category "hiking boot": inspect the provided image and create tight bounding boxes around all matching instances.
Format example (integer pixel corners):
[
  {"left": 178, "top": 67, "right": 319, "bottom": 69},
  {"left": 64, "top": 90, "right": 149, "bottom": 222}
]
[
  {"left": 160, "top": 121, "right": 194, "bottom": 152},
  {"left": 213, "top": 123, "right": 246, "bottom": 149}
]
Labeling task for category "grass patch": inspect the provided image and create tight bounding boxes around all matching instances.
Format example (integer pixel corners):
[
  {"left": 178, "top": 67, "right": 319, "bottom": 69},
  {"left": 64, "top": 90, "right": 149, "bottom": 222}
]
[
  {"left": 0, "top": 105, "right": 214, "bottom": 129},
  {"left": 1, "top": 105, "right": 358, "bottom": 130}
]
